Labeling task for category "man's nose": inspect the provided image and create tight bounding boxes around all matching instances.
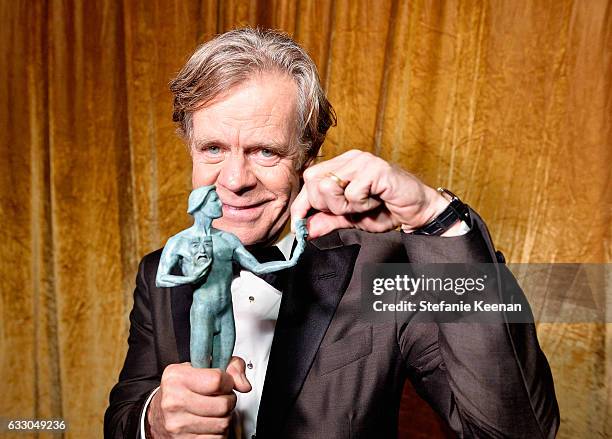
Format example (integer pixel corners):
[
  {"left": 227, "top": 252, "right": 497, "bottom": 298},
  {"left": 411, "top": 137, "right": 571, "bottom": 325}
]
[{"left": 216, "top": 151, "right": 257, "bottom": 193}]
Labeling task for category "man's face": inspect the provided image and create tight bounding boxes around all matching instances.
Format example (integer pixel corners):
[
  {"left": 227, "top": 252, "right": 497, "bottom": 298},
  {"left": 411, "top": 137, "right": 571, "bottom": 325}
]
[{"left": 190, "top": 73, "right": 303, "bottom": 246}]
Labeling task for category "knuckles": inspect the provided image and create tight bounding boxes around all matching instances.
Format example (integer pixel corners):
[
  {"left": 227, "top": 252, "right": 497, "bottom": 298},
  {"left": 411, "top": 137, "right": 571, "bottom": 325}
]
[
  {"left": 163, "top": 418, "right": 183, "bottom": 435},
  {"left": 302, "top": 150, "right": 393, "bottom": 184},
  {"left": 218, "top": 396, "right": 231, "bottom": 415},
  {"left": 215, "top": 416, "right": 231, "bottom": 434},
  {"left": 302, "top": 166, "right": 316, "bottom": 181},
  {"left": 362, "top": 153, "right": 390, "bottom": 172},
  {"left": 162, "top": 363, "right": 183, "bottom": 382},
  {"left": 160, "top": 393, "right": 181, "bottom": 413},
  {"left": 318, "top": 175, "right": 341, "bottom": 193},
  {"left": 344, "top": 149, "right": 362, "bottom": 158},
  {"left": 204, "top": 369, "right": 225, "bottom": 391},
  {"left": 222, "top": 393, "right": 237, "bottom": 414},
  {"left": 162, "top": 363, "right": 227, "bottom": 394}
]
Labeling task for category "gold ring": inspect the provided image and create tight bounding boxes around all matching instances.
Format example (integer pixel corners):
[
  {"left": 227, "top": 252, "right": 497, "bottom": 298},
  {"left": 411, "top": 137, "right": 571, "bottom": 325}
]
[{"left": 326, "top": 172, "right": 349, "bottom": 189}]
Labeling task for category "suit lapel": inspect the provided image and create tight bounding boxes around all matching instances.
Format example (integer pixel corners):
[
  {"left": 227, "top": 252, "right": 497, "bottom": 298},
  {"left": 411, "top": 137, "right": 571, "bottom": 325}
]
[{"left": 256, "top": 232, "right": 360, "bottom": 437}]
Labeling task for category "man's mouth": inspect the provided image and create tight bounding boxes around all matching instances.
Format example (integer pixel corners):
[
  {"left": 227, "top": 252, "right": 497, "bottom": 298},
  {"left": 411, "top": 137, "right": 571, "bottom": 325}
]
[
  {"left": 221, "top": 200, "right": 269, "bottom": 221},
  {"left": 222, "top": 200, "right": 267, "bottom": 209}
]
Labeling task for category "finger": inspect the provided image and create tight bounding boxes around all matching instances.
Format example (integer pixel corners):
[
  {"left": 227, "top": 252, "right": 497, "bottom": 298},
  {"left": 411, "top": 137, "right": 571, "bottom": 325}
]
[
  {"left": 306, "top": 212, "right": 353, "bottom": 239},
  {"left": 298, "top": 170, "right": 351, "bottom": 220},
  {"left": 348, "top": 208, "right": 397, "bottom": 232},
  {"left": 204, "top": 370, "right": 235, "bottom": 395},
  {"left": 290, "top": 187, "right": 313, "bottom": 231},
  {"left": 301, "top": 149, "right": 362, "bottom": 179},
  {"left": 303, "top": 156, "right": 378, "bottom": 217},
  {"left": 315, "top": 173, "right": 384, "bottom": 216},
  {"left": 166, "top": 365, "right": 234, "bottom": 395},
  {"left": 293, "top": 151, "right": 369, "bottom": 224},
  {"left": 304, "top": 170, "right": 375, "bottom": 219},
  {"left": 314, "top": 173, "right": 351, "bottom": 216},
  {"left": 185, "top": 393, "right": 237, "bottom": 417},
  {"left": 343, "top": 176, "right": 382, "bottom": 213},
  {"left": 300, "top": 164, "right": 353, "bottom": 211},
  {"left": 225, "top": 356, "right": 252, "bottom": 393}
]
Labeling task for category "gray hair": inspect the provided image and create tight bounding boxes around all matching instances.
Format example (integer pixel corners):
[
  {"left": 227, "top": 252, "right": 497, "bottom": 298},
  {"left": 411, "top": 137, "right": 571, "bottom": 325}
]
[{"left": 169, "top": 28, "right": 336, "bottom": 168}]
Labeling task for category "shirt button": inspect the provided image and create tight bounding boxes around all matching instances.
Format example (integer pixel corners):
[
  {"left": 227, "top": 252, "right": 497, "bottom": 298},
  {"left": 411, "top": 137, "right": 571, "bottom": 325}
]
[
  {"left": 249, "top": 296, "right": 255, "bottom": 302},
  {"left": 247, "top": 361, "right": 254, "bottom": 369}
]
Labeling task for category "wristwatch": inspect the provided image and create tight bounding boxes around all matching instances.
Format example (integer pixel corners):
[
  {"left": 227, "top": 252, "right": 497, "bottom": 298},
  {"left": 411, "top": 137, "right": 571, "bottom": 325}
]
[{"left": 409, "top": 188, "right": 470, "bottom": 236}]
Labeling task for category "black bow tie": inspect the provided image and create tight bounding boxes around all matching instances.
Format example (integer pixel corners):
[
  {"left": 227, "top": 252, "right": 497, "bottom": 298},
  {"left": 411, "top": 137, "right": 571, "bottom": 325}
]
[
  {"left": 250, "top": 245, "right": 286, "bottom": 263},
  {"left": 234, "top": 245, "right": 289, "bottom": 291}
]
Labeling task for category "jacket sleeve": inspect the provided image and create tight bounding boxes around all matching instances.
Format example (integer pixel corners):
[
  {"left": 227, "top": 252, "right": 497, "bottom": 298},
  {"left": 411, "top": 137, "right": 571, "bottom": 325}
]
[
  {"left": 398, "top": 208, "right": 560, "bottom": 438},
  {"left": 104, "top": 257, "right": 162, "bottom": 438}
]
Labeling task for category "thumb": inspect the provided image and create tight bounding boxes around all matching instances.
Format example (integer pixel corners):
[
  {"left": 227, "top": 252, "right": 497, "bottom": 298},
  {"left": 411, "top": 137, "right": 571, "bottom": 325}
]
[
  {"left": 290, "top": 188, "right": 311, "bottom": 232},
  {"left": 306, "top": 212, "right": 353, "bottom": 239},
  {"left": 226, "top": 356, "right": 252, "bottom": 393}
]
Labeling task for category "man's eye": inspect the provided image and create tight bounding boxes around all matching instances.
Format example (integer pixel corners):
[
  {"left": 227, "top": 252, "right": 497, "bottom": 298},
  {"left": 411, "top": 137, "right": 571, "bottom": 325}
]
[
  {"left": 207, "top": 146, "right": 221, "bottom": 154},
  {"left": 251, "top": 148, "right": 282, "bottom": 166}
]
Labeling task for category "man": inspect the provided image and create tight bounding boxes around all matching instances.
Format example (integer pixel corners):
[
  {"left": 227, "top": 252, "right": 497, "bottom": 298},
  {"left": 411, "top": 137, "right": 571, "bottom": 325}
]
[{"left": 105, "top": 28, "right": 559, "bottom": 438}]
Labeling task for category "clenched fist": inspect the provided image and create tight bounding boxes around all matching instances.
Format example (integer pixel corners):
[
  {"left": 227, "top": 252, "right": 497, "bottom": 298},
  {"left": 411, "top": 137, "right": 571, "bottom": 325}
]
[
  {"left": 291, "top": 150, "right": 463, "bottom": 238},
  {"left": 147, "top": 357, "right": 251, "bottom": 438}
]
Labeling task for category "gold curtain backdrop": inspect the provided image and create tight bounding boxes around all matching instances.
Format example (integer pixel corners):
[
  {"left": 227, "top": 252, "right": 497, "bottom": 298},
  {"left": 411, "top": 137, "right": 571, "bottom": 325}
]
[{"left": 1, "top": 1, "right": 610, "bottom": 438}]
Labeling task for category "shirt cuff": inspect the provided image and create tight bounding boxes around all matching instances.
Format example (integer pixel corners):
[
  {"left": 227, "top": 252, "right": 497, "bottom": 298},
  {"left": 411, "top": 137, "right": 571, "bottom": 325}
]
[
  {"left": 140, "top": 387, "right": 160, "bottom": 439},
  {"left": 456, "top": 220, "right": 471, "bottom": 235}
]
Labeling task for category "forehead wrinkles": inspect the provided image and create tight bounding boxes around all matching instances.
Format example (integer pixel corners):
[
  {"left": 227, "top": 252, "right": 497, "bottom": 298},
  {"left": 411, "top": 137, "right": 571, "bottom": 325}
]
[
  {"left": 192, "top": 73, "right": 302, "bottom": 162},
  {"left": 217, "top": 112, "right": 286, "bottom": 140}
]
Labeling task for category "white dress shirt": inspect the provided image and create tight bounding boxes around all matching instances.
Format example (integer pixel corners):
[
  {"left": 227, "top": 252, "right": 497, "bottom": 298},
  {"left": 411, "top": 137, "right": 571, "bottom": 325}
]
[{"left": 231, "top": 233, "right": 294, "bottom": 439}]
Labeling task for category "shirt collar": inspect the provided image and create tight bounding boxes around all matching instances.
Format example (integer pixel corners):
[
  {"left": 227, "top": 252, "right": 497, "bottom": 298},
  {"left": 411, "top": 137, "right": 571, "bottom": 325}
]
[{"left": 274, "top": 230, "right": 295, "bottom": 261}]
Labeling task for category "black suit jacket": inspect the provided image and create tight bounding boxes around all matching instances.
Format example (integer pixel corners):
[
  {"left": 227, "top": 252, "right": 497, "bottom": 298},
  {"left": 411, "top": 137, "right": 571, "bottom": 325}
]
[{"left": 104, "top": 209, "right": 559, "bottom": 438}]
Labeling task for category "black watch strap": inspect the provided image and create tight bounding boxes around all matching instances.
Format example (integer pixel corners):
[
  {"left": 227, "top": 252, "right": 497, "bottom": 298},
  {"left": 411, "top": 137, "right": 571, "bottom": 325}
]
[{"left": 411, "top": 188, "right": 470, "bottom": 236}]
